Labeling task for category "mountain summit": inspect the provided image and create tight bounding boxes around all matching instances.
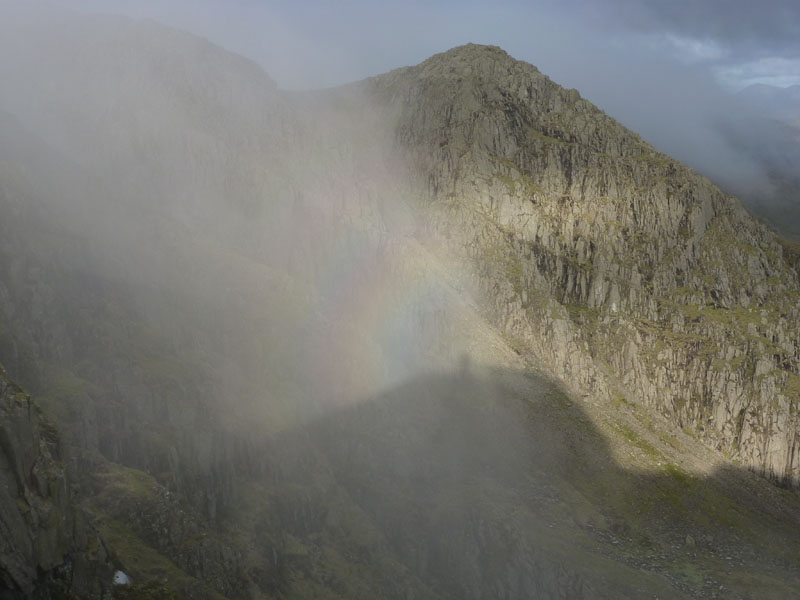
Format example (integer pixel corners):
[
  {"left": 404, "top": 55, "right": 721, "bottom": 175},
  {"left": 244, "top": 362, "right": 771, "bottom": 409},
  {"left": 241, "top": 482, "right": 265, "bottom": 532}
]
[
  {"left": 0, "top": 18, "right": 799, "bottom": 600},
  {"left": 364, "top": 43, "right": 800, "bottom": 485}
]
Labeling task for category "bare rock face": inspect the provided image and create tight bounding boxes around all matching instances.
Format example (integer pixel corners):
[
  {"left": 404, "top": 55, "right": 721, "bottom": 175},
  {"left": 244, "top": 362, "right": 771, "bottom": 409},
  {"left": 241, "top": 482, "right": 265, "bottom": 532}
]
[
  {"left": 363, "top": 44, "right": 800, "bottom": 486},
  {"left": 0, "top": 365, "right": 111, "bottom": 598}
]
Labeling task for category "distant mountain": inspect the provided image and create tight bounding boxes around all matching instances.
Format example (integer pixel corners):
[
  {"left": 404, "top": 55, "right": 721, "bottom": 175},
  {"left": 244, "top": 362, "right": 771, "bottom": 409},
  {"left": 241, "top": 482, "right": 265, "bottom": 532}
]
[
  {"left": 738, "top": 83, "right": 800, "bottom": 123},
  {"left": 1, "top": 12, "right": 799, "bottom": 600},
  {"left": 714, "top": 84, "right": 800, "bottom": 240}
]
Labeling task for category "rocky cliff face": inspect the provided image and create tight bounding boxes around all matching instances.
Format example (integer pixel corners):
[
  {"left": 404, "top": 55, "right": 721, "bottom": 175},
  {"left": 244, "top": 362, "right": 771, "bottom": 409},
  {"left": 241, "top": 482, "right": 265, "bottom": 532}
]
[
  {"left": 362, "top": 44, "right": 800, "bottom": 486},
  {"left": 0, "top": 365, "right": 110, "bottom": 598}
]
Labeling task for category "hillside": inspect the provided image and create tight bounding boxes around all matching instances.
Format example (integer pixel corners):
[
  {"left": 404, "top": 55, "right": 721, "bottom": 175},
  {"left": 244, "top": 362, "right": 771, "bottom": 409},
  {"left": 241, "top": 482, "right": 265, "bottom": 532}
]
[
  {"left": 0, "top": 14, "right": 798, "bottom": 600},
  {"left": 363, "top": 44, "right": 800, "bottom": 485}
]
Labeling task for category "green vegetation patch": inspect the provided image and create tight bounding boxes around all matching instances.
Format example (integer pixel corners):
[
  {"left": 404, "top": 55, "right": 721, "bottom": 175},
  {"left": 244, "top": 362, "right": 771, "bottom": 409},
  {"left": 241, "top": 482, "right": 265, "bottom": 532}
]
[
  {"left": 95, "top": 516, "right": 195, "bottom": 592},
  {"left": 93, "top": 464, "right": 159, "bottom": 502},
  {"left": 113, "top": 581, "right": 178, "bottom": 600},
  {"left": 783, "top": 372, "right": 800, "bottom": 402},
  {"left": 615, "top": 422, "right": 665, "bottom": 463},
  {"left": 778, "top": 237, "right": 800, "bottom": 271}
]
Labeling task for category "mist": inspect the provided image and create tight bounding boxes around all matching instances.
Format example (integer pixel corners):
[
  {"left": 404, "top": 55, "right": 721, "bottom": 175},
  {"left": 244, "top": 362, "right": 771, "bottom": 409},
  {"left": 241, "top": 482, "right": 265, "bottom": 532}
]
[
  {"left": 1, "top": 3, "right": 800, "bottom": 598},
  {"left": 0, "top": 10, "right": 572, "bottom": 594},
  {"left": 45, "top": 0, "right": 800, "bottom": 240},
  {"left": 0, "top": 2, "right": 497, "bottom": 432}
]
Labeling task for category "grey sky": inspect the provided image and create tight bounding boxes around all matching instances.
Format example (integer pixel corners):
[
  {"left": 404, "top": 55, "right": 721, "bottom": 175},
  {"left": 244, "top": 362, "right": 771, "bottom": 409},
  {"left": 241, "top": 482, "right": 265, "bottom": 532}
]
[
  {"left": 56, "top": 0, "right": 800, "bottom": 91},
  {"left": 578, "top": 0, "right": 800, "bottom": 89},
  {"left": 608, "top": 0, "right": 800, "bottom": 56}
]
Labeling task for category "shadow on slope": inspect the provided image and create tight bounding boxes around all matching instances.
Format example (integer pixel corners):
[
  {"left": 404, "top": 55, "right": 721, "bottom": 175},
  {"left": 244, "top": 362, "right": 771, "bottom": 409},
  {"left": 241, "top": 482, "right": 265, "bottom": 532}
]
[{"left": 244, "top": 365, "right": 800, "bottom": 600}]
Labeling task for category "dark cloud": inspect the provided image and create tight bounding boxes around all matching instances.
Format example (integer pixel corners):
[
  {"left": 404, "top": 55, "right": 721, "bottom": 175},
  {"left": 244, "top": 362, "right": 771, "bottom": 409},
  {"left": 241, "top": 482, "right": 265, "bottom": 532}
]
[{"left": 591, "top": 0, "right": 800, "bottom": 59}]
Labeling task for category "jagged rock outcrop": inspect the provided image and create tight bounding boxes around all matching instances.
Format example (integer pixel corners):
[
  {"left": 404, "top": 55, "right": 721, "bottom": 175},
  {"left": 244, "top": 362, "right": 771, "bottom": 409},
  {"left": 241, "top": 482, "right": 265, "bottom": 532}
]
[
  {"left": 362, "top": 44, "right": 800, "bottom": 486},
  {"left": 0, "top": 365, "right": 111, "bottom": 598}
]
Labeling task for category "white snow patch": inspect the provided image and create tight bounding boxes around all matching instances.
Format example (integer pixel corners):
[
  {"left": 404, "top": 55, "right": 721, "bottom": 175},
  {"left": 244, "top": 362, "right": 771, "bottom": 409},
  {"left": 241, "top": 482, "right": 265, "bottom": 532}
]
[{"left": 113, "top": 570, "right": 132, "bottom": 585}]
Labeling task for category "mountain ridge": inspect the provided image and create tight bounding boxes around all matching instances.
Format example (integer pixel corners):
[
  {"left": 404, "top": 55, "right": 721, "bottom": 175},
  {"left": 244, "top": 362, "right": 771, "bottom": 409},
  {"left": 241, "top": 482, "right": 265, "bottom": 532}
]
[{"left": 358, "top": 42, "right": 800, "bottom": 486}]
